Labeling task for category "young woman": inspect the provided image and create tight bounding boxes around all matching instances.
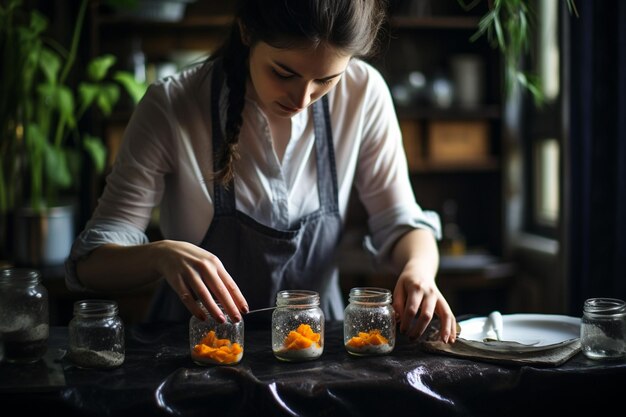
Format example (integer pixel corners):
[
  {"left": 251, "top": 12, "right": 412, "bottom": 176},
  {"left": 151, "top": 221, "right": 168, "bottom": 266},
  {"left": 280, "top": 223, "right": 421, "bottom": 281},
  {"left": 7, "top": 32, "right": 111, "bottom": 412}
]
[{"left": 66, "top": 0, "right": 457, "bottom": 343}]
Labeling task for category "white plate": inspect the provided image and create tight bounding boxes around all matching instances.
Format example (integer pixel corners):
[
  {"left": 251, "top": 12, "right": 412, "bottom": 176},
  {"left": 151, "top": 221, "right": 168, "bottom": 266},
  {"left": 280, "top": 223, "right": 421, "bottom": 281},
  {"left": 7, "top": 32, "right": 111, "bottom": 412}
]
[{"left": 458, "top": 313, "right": 581, "bottom": 352}]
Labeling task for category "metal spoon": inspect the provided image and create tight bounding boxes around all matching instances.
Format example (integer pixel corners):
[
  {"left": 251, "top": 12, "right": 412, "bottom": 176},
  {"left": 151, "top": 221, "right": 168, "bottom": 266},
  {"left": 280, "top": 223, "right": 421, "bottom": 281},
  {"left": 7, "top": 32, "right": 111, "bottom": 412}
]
[{"left": 245, "top": 306, "right": 277, "bottom": 314}]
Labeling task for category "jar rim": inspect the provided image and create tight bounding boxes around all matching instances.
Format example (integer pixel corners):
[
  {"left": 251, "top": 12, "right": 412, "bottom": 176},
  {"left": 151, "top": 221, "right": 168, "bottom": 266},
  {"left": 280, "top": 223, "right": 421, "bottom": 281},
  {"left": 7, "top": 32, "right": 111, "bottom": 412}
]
[
  {"left": 348, "top": 287, "right": 392, "bottom": 304},
  {"left": 74, "top": 299, "right": 119, "bottom": 317},
  {"left": 275, "top": 290, "right": 320, "bottom": 306},
  {"left": 0, "top": 267, "right": 41, "bottom": 284},
  {"left": 584, "top": 297, "right": 626, "bottom": 315}
]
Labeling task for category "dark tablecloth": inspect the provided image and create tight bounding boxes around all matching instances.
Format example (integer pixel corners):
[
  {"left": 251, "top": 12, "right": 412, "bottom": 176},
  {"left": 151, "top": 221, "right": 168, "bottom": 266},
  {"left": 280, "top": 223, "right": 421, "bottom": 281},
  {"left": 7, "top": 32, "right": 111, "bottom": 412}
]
[{"left": 1, "top": 319, "right": 625, "bottom": 416}]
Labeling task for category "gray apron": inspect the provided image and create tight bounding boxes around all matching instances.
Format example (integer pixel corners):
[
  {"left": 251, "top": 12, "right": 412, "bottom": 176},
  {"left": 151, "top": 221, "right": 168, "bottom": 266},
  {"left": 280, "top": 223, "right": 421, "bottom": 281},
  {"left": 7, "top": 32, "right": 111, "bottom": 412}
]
[{"left": 148, "top": 60, "right": 344, "bottom": 322}]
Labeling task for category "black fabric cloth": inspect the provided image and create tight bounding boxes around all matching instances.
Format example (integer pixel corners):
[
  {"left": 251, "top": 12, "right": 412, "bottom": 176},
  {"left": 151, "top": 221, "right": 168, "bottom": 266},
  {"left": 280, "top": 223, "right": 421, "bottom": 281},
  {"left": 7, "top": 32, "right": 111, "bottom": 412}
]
[{"left": 1, "top": 321, "right": 625, "bottom": 417}]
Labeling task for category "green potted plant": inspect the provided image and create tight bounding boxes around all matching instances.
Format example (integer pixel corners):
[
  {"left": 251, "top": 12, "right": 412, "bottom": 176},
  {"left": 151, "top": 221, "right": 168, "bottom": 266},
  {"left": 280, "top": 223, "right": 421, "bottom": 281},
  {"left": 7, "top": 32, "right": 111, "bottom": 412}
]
[{"left": 0, "top": 0, "right": 146, "bottom": 266}]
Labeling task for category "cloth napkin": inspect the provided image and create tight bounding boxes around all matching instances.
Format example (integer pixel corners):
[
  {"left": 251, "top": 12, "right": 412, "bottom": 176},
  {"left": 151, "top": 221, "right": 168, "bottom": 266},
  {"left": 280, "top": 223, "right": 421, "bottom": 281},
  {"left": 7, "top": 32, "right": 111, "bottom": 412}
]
[{"left": 418, "top": 324, "right": 581, "bottom": 367}]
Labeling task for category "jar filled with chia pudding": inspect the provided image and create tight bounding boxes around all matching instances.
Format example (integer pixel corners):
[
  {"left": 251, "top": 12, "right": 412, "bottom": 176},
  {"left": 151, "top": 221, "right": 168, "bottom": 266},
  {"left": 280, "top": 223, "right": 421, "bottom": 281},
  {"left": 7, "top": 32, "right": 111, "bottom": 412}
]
[
  {"left": 0, "top": 268, "right": 49, "bottom": 363},
  {"left": 344, "top": 287, "right": 396, "bottom": 356},
  {"left": 69, "top": 300, "right": 125, "bottom": 369},
  {"left": 272, "top": 290, "right": 324, "bottom": 362}
]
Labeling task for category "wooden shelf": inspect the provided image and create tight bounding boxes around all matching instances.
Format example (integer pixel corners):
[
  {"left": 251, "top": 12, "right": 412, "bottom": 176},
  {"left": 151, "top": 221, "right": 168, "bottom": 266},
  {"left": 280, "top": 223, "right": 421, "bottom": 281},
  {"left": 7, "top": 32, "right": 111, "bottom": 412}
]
[
  {"left": 389, "top": 16, "right": 480, "bottom": 29},
  {"left": 409, "top": 158, "right": 500, "bottom": 173},
  {"left": 396, "top": 105, "right": 501, "bottom": 121},
  {"left": 95, "top": 14, "right": 234, "bottom": 29}
]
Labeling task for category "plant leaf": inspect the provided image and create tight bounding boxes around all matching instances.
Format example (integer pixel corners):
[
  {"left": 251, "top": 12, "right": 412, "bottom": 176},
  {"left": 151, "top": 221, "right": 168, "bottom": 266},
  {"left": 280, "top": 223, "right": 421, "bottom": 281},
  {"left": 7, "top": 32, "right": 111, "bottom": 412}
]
[
  {"left": 28, "top": 10, "right": 48, "bottom": 36},
  {"left": 43, "top": 143, "right": 72, "bottom": 189},
  {"left": 95, "top": 83, "right": 120, "bottom": 116},
  {"left": 78, "top": 82, "right": 100, "bottom": 110},
  {"left": 37, "top": 47, "right": 61, "bottom": 85},
  {"left": 87, "top": 54, "right": 116, "bottom": 82},
  {"left": 56, "top": 85, "right": 77, "bottom": 129},
  {"left": 113, "top": 71, "right": 148, "bottom": 104},
  {"left": 82, "top": 134, "right": 107, "bottom": 174}
]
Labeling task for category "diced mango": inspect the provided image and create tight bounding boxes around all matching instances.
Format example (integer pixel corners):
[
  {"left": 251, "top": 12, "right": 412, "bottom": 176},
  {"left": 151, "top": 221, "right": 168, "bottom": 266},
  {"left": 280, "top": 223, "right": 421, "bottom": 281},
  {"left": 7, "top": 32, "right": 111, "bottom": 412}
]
[
  {"left": 346, "top": 329, "right": 389, "bottom": 349},
  {"left": 283, "top": 323, "right": 321, "bottom": 350},
  {"left": 192, "top": 330, "right": 243, "bottom": 364}
]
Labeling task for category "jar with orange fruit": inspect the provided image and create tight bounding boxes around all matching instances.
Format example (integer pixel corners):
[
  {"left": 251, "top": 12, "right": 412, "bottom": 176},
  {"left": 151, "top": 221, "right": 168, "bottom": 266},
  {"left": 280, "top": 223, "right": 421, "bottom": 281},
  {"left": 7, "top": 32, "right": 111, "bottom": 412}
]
[
  {"left": 189, "top": 303, "right": 244, "bottom": 366},
  {"left": 344, "top": 287, "right": 396, "bottom": 356},
  {"left": 271, "top": 290, "right": 324, "bottom": 361}
]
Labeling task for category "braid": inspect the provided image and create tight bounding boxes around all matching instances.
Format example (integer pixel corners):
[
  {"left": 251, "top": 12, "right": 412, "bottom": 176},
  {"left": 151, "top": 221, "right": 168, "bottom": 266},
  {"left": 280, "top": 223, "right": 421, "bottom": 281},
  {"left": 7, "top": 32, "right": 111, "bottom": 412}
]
[{"left": 213, "top": 24, "right": 248, "bottom": 186}]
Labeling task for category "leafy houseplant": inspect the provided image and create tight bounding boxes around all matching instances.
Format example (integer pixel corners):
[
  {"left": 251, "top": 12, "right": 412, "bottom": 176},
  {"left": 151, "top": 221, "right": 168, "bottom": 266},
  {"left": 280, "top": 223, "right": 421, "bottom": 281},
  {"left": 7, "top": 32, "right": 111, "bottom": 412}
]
[
  {"left": 458, "top": 0, "right": 578, "bottom": 105},
  {"left": 0, "top": 0, "right": 146, "bottom": 263},
  {"left": 0, "top": 0, "right": 145, "bottom": 213}
]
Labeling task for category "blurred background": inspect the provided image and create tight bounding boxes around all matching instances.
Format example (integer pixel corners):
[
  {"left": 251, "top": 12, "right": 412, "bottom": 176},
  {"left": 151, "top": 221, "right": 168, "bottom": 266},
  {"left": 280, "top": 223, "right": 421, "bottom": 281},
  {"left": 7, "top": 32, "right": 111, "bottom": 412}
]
[{"left": 1, "top": 0, "right": 624, "bottom": 326}]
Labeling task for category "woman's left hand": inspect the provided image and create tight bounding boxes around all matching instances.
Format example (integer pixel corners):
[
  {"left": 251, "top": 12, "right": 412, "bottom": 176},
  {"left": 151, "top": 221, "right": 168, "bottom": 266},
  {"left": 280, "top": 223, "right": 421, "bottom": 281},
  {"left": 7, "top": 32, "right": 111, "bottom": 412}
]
[
  {"left": 390, "top": 228, "right": 456, "bottom": 344},
  {"left": 392, "top": 260, "right": 457, "bottom": 343}
]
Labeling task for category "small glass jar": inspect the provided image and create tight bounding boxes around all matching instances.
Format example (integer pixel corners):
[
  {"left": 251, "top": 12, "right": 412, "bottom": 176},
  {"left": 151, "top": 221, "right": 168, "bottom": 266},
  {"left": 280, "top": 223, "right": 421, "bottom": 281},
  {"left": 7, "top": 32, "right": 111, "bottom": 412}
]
[
  {"left": 344, "top": 287, "right": 396, "bottom": 356},
  {"left": 69, "top": 300, "right": 125, "bottom": 369},
  {"left": 581, "top": 297, "right": 626, "bottom": 360},
  {"left": 272, "top": 290, "right": 324, "bottom": 362},
  {"left": 0, "top": 268, "right": 49, "bottom": 363},
  {"left": 189, "top": 303, "right": 244, "bottom": 366}
]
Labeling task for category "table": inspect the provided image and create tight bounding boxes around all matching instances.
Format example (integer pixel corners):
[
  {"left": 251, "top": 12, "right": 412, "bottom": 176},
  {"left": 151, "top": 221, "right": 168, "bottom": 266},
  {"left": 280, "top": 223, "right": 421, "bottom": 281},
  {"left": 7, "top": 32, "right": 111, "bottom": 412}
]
[{"left": 1, "top": 320, "right": 625, "bottom": 416}]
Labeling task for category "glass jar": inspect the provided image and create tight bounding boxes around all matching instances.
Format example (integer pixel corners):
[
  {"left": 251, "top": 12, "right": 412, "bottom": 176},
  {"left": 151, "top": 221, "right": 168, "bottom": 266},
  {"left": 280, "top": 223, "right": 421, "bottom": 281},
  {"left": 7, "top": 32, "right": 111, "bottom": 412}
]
[
  {"left": 189, "top": 303, "right": 244, "bottom": 366},
  {"left": 69, "top": 300, "right": 125, "bottom": 369},
  {"left": 272, "top": 290, "right": 324, "bottom": 362},
  {"left": 344, "top": 287, "right": 396, "bottom": 356},
  {"left": 581, "top": 297, "right": 626, "bottom": 360},
  {"left": 0, "top": 268, "right": 49, "bottom": 363}
]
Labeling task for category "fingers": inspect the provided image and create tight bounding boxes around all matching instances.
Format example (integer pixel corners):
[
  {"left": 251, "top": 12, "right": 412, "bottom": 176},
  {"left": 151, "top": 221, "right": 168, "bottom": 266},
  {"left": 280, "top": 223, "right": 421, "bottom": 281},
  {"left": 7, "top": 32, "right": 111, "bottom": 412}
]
[
  {"left": 195, "top": 253, "right": 244, "bottom": 323},
  {"left": 406, "top": 294, "right": 435, "bottom": 341},
  {"left": 402, "top": 292, "right": 424, "bottom": 336},
  {"left": 157, "top": 241, "right": 248, "bottom": 323},
  {"left": 393, "top": 277, "right": 457, "bottom": 344},
  {"left": 168, "top": 270, "right": 208, "bottom": 321},
  {"left": 435, "top": 298, "right": 457, "bottom": 343}
]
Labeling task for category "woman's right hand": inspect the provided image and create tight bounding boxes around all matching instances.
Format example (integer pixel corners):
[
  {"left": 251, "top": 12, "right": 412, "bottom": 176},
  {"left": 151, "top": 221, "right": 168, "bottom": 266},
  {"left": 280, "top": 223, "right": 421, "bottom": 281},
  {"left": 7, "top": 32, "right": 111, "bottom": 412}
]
[{"left": 152, "top": 240, "right": 249, "bottom": 323}]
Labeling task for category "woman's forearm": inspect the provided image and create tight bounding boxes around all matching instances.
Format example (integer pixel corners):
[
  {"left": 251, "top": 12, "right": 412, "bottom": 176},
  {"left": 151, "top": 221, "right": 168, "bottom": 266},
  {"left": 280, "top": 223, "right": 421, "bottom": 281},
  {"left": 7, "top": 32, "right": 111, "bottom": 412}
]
[
  {"left": 390, "top": 228, "right": 439, "bottom": 277},
  {"left": 76, "top": 242, "right": 164, "bottom": 291}
]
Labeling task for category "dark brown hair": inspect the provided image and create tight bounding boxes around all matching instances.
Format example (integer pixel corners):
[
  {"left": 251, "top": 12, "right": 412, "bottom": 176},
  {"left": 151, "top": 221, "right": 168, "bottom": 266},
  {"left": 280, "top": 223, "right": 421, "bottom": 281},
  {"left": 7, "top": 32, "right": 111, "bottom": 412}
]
[{"left": 209, "top": 0, "right": 388, "bottom": 185}]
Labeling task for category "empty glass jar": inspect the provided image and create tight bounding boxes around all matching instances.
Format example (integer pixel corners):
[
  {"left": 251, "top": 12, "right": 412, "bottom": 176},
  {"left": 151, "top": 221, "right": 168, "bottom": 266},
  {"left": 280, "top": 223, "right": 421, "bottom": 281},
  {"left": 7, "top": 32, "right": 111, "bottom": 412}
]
[
  {"left": 344, "top": 287, "right": 396, "bottom": 356},
  {"left": 69, "top": 300, "right": 125, "bottom": 369},
  {"left": 272, "top": 290, "right": 324, "bottom": 362},
  {"left": 581, "top": 297, "right": 626, "bottom": 360},
  {"left": 189, "top": 303, "right": 244, "bottom": 366},
  {"left": 0, "top": 268, "right": 49, "bottom": 363}
]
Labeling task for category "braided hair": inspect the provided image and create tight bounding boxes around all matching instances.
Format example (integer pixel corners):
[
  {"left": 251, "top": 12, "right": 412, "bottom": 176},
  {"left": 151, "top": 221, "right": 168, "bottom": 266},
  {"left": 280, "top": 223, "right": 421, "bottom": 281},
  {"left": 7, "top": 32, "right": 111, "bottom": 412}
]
[{"left": 208, "top": 0, "right": 388, "bottom": 185}]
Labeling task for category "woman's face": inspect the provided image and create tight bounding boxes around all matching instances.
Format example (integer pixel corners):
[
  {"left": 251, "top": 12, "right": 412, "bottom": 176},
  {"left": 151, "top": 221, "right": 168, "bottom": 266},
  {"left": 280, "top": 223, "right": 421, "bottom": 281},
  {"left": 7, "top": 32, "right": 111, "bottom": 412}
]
[{"left": 247, "top": 40, "right": 351, "bottom": 118}]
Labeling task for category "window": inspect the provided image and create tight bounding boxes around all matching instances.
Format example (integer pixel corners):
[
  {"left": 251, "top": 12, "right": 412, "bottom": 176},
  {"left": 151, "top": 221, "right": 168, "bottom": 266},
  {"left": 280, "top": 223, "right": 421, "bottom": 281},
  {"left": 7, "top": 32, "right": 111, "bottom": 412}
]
[
  {"left": 523, "top": 0, "right": 562, "bottom": 239},
  {"left": 533, "top": 138, "right": 559, "bottom": 227}
]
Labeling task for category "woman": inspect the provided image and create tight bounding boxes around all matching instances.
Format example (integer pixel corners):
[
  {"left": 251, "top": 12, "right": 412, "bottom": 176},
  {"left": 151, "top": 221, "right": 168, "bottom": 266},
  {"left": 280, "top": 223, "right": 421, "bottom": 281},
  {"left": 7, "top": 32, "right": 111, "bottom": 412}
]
[{"left": 66, "top": 0, "right": 457, "bottom": 343}]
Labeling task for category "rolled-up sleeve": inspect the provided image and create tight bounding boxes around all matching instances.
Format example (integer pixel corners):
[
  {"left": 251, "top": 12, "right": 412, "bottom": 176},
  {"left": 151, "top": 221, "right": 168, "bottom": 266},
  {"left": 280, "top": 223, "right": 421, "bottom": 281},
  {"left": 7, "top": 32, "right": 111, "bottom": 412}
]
[
  {"left": 363, "top": 206, "right": 441, "bottom": 267},
  {"left": 354, "top": 62, "right": 442, "bottom": 268},
  {"left": 64, "top": 219, "right": 149, "bottom": 292}
]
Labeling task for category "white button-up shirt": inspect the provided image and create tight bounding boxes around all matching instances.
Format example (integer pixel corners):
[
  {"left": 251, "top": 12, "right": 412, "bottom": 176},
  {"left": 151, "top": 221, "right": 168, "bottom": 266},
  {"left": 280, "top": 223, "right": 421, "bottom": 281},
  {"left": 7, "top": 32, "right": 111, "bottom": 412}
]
[{"left": 66, "top": 58, "right": 440, "bottom": 291}]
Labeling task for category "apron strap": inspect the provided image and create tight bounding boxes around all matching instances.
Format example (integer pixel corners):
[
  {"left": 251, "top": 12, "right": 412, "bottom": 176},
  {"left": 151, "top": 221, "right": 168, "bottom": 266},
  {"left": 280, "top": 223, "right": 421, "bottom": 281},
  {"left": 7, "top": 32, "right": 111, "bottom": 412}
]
[{"left": 312, "top": 96, "right": 339, "bottom": 211}]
